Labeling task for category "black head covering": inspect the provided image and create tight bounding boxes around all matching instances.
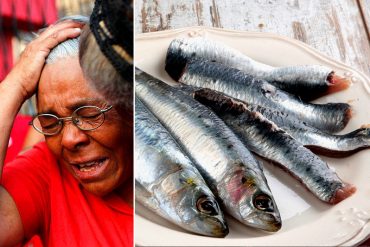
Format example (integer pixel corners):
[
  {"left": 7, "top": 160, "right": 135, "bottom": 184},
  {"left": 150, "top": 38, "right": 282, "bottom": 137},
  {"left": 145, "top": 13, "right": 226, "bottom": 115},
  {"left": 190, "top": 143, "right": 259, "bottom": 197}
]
[{"left": 90, "top": 0, "right": 133, "bottom": 82}]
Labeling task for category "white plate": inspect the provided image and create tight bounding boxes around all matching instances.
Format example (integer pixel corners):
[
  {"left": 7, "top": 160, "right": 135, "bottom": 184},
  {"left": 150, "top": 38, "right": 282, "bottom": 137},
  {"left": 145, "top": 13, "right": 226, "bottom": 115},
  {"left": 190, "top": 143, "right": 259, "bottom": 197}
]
[{"left": 135, "top": 27, "right": 370, "bottom": 246}]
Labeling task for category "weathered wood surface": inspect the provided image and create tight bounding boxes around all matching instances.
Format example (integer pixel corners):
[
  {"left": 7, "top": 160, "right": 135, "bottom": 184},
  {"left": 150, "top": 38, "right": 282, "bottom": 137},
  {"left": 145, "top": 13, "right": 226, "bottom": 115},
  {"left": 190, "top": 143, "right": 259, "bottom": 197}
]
[
  {"left": 359, "top": 0, "right": 370, "bottom": 37},
  {"left": 135, "top": 0, "right": 370, "bottom": 77}
]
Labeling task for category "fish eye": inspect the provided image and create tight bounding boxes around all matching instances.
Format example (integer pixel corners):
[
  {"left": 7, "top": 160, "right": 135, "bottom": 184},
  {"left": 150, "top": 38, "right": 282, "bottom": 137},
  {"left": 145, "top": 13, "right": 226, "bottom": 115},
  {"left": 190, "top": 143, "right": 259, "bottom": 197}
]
[
  {"left": 196, "top": 196, "right": 219, "bottom": 216},
  {"left": 253, "top": 194, "right": 274, "bottom": 212}
]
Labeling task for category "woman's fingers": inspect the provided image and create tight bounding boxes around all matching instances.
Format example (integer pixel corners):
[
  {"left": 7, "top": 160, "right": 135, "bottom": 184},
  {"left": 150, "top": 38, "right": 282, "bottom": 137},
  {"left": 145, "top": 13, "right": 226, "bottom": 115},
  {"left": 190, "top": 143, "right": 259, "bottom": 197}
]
[
  {"left": 6, "top": 20, "right": 84, "bottom": 99},
  {"left": 36, "top": 26, "right": 82, "bottom": 58},
  {"left": 34, "top": 20, "right": 84, "bottom": 53},
  {"left": 37, "top": 20, "right": 84, "bottom": 40}
]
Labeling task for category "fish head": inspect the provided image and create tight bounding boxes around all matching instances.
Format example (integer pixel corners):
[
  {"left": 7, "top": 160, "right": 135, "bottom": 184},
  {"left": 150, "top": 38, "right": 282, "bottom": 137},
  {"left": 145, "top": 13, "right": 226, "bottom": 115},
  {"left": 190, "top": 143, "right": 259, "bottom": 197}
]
[
  {"left": 222, "top": 165, "right": 281, "bottom": 232},
  {"left": 240, "top": 189, "right": 282, "bottom": 232},
  {"left": 177, "top": 172, "right": 229, "bottom": 237},
  {"left": 194, "top": 193, "right": 229, "bottom": 237}
]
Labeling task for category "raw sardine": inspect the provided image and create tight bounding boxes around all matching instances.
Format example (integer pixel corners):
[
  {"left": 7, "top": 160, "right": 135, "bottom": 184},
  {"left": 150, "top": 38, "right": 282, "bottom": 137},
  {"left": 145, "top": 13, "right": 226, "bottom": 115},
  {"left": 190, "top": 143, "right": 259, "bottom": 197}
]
[
  {"left": 136, "top": 68, "right": 282, "bottom": 232},
  {"left": 135, "top": 99, "right": 228, "bottom": 237},
  {"left": 193, "top": 89, "right": 356, "bottom": 204},
  {"left": 171, "top": 60, "right": 351, "bottom": 133},
  {"left": 193, "top": 88, "right": 369, "bottom": 157},
  {"left": 165, "top": 37, "right": 350, "bottom": 100},
  {"left": 293, "top": 128, "right": 370, "bottom": 157}
]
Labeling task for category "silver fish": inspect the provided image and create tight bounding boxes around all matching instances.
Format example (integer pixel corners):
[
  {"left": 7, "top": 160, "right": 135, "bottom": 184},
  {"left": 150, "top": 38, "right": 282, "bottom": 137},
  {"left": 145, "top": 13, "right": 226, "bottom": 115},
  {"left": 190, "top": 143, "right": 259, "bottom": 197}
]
[
  {"left": 165, "top": 37, "right": 350, "bottom": 100},
  {"left": 193, "top": 88, "right": 370, "bottom": 157},
  {"left": 193, "top": 89, "right": 356, "bottom": 204},
  {"left": 135, "top": 99, "right": 228, "bottom": 237},
  {"left": 136, "top": 68, "right": 282, "bottom": 232},
  {"left": 290, "top": 128, "right": 370, "bottom": 158},
  {"left": 174, "top": 60, "right": 351, "bottom": 133},
  {"left": 245, "top": 105, "right": 370, "bottom": 158}
]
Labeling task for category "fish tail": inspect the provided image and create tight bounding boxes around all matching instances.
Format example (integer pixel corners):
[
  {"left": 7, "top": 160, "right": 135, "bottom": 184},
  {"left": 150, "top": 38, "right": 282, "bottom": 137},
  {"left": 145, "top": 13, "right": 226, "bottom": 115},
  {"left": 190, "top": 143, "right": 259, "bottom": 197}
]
[
  {"left": 343, "top": 128, "right": 370, "bottom": 149},
  {"left": 307, "top": 128, "right": 370, "bottom": 157},
  {"left": 343, "top": 128, "right": 370, "bottom": 139}
]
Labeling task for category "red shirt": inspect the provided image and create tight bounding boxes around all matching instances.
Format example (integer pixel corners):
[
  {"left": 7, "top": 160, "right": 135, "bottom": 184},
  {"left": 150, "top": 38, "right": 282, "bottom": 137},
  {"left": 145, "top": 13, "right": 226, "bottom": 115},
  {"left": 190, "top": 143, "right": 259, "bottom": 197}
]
[
  {"left": 5, "top": 114, "right": 32, "bottom": 164},
  {"left": 2, "top": 142, "right": 133, "bottom": 247}
]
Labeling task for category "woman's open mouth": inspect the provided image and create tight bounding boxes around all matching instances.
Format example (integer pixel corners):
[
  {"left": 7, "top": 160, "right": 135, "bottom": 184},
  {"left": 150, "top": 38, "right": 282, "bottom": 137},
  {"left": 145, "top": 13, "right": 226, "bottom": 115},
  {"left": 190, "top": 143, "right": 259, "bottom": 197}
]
[{"left": 70, "top": 157, "right": 109, "bottom": 181}]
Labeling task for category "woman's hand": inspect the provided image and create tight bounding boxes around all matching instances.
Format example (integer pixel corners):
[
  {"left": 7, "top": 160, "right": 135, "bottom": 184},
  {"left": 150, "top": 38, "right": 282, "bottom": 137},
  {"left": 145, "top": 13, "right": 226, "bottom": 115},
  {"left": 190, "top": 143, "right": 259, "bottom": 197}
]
[
  {"left": 4, "top": 20, "right": 84, "bottom": 100},
  {"left": 0, "top": 19, "right": 84, "bottom": 179}
]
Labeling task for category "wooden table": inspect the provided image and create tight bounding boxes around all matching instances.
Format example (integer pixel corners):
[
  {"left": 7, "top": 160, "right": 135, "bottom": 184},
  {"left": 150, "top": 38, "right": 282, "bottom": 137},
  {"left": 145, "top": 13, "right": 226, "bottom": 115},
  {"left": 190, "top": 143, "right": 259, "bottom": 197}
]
[
  {"left": 135, "top": 0, "right": 370, "bottom": 77},
  {"left": 135, "top": 1, "right": 370, "bottom": 246}
]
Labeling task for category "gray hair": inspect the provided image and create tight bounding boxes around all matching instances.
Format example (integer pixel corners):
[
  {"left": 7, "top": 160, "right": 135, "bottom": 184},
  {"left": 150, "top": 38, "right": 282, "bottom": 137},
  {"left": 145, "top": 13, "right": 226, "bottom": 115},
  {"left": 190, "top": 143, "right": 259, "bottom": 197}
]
[
  {"left": 79, "top": 25, "right": 133, "bottom": 117},
  {"left": 46, "top": 15, "right": 89, "bottom": 64}
]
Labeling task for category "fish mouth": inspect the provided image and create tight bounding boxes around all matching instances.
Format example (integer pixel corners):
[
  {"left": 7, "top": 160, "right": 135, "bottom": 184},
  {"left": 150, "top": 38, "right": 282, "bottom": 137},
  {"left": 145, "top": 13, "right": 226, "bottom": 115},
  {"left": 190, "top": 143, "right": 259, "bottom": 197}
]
[
  {"left": 69, "top": 157, "right": 109, "bottom": 182},
  {"left": 202, "top": 216, "right": 229, "bottom": 238},
  {"left": 240, "top": 193, "right": 282, "bottom": 232},
  {"left": 243, "top": 211, "right": 282, "bottom": 232},
  {"left": 195, "top": 195, "right": 229, "bottom": 237},
  {"left": 257, "top": 214, "right": 282, "bottom": 232},
  {"left": 212, "top": 221, "right": 229, "bottom": 238}
]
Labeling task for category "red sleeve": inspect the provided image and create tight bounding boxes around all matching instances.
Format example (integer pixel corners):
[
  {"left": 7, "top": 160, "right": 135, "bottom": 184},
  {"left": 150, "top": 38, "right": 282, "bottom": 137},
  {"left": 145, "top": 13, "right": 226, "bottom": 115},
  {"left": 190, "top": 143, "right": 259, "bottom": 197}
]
[{"left": 1, "top": 142, "right": 52, "bottom": 238}]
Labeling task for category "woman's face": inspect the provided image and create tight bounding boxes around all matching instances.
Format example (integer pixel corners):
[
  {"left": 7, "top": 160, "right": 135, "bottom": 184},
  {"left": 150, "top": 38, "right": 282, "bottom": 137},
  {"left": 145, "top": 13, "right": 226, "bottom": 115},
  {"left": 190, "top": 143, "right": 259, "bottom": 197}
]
[{"left": 37, "top": 56, "right": 132, "bottom": 196}]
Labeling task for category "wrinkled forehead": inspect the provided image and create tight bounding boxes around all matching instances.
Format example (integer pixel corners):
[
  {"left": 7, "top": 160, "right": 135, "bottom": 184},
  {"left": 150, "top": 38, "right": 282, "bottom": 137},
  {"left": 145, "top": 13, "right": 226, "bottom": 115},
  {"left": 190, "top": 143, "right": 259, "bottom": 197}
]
[
  {"left": 38, "top": 36, "right": 80, "bottom": 92},
  {"left": 38, "top": 56, "right": 78, "bottom": 94},
  {"left": 36, "top": 56, "right": 105, "bottom": 113}
]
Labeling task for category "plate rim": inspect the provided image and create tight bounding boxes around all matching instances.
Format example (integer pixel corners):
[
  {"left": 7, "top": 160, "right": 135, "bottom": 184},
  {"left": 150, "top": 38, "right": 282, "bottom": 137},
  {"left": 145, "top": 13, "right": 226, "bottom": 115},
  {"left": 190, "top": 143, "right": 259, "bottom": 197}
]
[{"left": 135, "top": 26, "right": 370, "bottom": 246}]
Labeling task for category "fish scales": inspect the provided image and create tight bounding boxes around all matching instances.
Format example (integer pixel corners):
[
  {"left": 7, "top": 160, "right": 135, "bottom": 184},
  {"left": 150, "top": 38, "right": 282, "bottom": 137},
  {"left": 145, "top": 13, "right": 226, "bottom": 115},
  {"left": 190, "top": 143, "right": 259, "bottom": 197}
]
[
  {"left": 254, "top": 104, "right": 370, "bottom": 157},
  {"left": 176, "top": 60, "right": 350, "bottom": 133},
  {"left": 136, "top": 68, "right": 282, "bottom": 232},
  {"left": 193, "top": 89, "right": 356, "bottom": 204},
  {"left": 297, "top": 128, "right": 370, "bottom": 157},
  {"left": 135, "top": 99, "right": 228, "bottom": 237},
  {"left": 166, "top": 37, "right": 349, "bottom": 100},
  {"left": 195, "top": 89, "right": 370, "bottom": 157}
]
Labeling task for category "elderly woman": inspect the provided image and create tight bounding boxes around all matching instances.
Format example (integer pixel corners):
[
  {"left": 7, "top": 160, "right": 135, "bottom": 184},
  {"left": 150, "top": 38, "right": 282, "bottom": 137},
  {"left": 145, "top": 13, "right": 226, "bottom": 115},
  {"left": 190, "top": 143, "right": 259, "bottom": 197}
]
[{"left": 0, "top": 18, "right": 133, "bottom": 246}]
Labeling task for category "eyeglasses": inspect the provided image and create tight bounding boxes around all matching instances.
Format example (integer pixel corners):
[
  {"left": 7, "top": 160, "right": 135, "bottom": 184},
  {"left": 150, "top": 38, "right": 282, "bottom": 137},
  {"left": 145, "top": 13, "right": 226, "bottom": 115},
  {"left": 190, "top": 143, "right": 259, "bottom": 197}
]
[{"left": 30, "top": 105, "right": 113, "bottom": 136}]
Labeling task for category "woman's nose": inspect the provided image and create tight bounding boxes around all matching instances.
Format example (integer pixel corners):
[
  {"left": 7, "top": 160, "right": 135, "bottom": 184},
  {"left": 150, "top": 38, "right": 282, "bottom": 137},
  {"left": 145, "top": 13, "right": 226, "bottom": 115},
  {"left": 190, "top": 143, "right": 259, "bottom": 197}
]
[{"left": 60, "top": 123, "right": 90, "bottom": 150}]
